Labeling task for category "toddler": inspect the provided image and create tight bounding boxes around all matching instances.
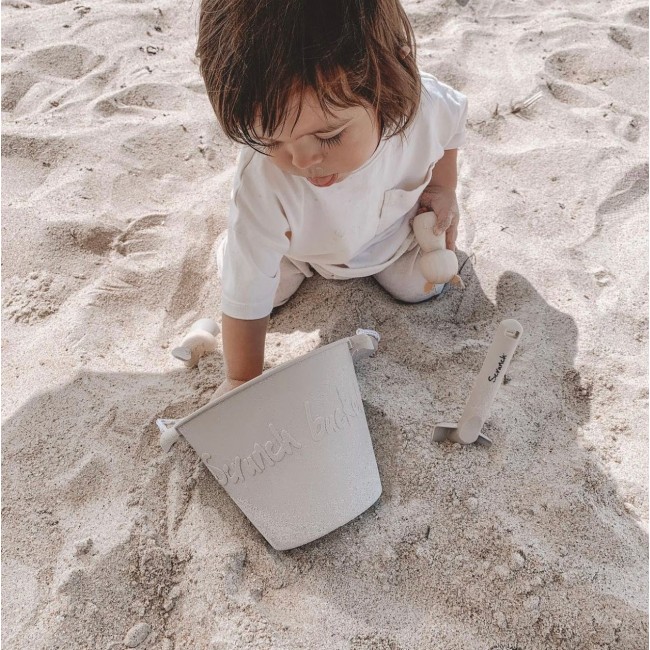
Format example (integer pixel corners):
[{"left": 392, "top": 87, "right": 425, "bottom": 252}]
[{"left": 196, "top": 0, "right": 468, "bottom": 397}]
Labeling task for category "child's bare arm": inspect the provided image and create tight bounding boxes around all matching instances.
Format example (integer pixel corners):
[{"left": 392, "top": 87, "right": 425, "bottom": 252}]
[
  {"left": 427, "top": 148, "right": 457, "bottom": 190},
  {"left": 213, "top": 313, "right": 269, "bottom": 398},
  {"left": 418, "top": 149, "right": 460, "bottom": 250},
  {"left": 223, "top": 312, "right": 269, "bottom": 380}
]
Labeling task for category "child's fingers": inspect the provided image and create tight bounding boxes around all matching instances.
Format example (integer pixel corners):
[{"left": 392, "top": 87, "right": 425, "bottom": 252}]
[
  {"left": 433, "top": 211, "right": 452, "bottom": 235},
  {"left": 446, "top": 224, "right": 458, "bottom": 251}
]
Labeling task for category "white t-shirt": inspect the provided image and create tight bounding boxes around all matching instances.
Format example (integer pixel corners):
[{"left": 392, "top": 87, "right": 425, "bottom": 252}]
[{"left": 221, "top": 72, "right": 468, "bottom": 320}]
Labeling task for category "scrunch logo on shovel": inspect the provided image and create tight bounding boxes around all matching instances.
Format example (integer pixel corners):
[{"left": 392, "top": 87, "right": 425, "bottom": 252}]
[
  {"left": 202, "top": 383, "right": 364, "bottom": 487},
  {"left": 488, "top": 354, "right": 507, "bottom": 383}
]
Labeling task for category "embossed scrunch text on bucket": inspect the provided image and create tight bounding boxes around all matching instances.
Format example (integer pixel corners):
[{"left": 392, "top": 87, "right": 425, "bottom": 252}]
[{"left": 157, "top": 332, "right": 382, "bottom": 550}]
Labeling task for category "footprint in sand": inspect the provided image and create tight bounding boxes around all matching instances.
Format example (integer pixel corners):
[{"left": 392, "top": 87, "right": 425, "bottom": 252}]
[
  {"left": 1, "top": 148, "right": 53, "bottom": 203},
  {"left": 596, "top": 162, "right": 649, "bottom": 221},
  {"left": 609, "top": 19, "right": 649, "bottom": 54},
  {"left": 112, "top": 213, "right": 167, "bottom": 258},
  {"left": 17, "top": 44, "right": 103, "bottom": 80},
  {"left": 42, "top": 215, "right": 164, "bottom": 266},
  {"left": 116, "top": 125, "right": 208, "bottom": 177},
  {"left": 1, "top": 132, "right": 69, "bottom": 171},
  {"left": 79, "top": 213, "right": 170, "bottom": 309},
  {"left": 2, "top": 44, "right": 103, "bottom": 115},
  {"left": 1, "top": 69, "right": 39, "bottom": 112},
  {"left": 614, "top": 113, "right": 646, "bottom": 143},
  {"left": 608, "top": 26, "right": 633, "bottom": 50},
  {"left": 93, "top": 82, "right": 195, "bottom": 117},
  {"left": 408, "top": 10, "right": 448, "bottom": 36},
  {"left": 545, "top": 47, "right": 635, "bottom": 86},
  {"left": 565, "top": 163, "right": 649, "bottom": 250},
  {"left": 425, "top": 60, "right": 468, "bottom": 94},
  {"left": 625, "top": 5, "right": 648, "bottom": 28},
  {"left": 14, "top": 215, "right": 171, "bottom": 325},
  {"left": 45, "top": 220, "right": 121, "bottom": 258},
  {"left": 545, "top": 78, "right": 600, "bottom": 107}
]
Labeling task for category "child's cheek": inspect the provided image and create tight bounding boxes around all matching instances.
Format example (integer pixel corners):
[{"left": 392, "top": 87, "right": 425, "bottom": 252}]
[
  {"left": 342, "top": 137, "right": 372, "bottom": 170},
  {"left": 270, "top": 151, "right": 292, "bottom": 172}
]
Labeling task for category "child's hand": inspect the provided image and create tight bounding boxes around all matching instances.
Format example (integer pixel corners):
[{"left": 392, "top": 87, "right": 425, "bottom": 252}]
[
  {"left": 416, "top": 185, "right": 460, "bottom": 251},
  {"left": 212, "top": 377, "right": 248, "bottom": 401}
]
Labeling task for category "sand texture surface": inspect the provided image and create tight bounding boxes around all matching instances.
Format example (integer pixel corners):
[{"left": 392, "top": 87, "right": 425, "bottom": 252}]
[{"left": 2, "top": 0, "right": 648, "bottom": 648}]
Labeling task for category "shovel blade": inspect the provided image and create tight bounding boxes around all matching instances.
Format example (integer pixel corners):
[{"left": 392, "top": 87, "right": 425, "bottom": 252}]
[
  {"left": 432, "top": 422, "right": 493, "bottom": 447},
  {"left": 432, "top": 422, "right": 458, "bottom": 442}
]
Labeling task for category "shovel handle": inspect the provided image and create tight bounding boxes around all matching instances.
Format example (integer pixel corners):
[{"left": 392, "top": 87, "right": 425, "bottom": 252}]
[{"left": 450, "top": 319, "right": 523, "bottom": 444}]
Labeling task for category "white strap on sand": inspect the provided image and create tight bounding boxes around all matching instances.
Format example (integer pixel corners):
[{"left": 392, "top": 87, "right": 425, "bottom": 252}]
[
  {"left": 156, "top": 418, "right": 180, "bottom": 452},
  {"left": 356, "top": 328, "right": 380, "bottom": 342},
  {"left": 349, "top": 328, "right": 380, "bottom": 363}
]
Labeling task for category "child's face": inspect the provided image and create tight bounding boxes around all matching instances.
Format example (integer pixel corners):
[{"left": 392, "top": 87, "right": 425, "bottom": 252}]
[{"left": 256, "top": 90, "right": 381, "bottom": 187}]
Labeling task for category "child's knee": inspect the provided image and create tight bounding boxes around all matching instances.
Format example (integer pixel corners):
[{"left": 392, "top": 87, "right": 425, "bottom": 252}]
[
  {"left": 272, "top": 258, "right": 308, "bottom": 308},
  {"left": 273, "top": 274, "right": 305, "bottom": 307}
]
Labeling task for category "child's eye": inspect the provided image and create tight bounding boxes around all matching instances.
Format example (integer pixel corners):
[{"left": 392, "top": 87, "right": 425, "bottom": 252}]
[
  {"left": 259, "top": 130, "right": 344, "bottom": 154},
  {"left": 316, "top": 131, "right": 344, "bottom": 148}
]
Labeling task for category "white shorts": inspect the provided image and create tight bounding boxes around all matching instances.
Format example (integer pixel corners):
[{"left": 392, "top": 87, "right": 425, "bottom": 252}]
[{"left": 216, "top": 231, "right": 444, "bottom": 313}]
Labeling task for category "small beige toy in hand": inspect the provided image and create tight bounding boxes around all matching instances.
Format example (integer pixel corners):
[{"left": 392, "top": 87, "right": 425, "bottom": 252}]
[
  {"left": 412, "top": 211, "right": 465, "bottom": 293},
  {"left": 172, "top": 318, "right": 220, "bottom": 367}
]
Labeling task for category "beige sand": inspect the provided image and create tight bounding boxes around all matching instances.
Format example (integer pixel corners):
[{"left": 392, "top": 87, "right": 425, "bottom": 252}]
[{"left": 2, "top": 0, "right": 648, "bottom": 648}]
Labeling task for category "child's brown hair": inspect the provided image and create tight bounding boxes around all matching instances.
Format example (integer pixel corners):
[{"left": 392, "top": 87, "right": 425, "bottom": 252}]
[{"left": 197, "top": 0, "right": 420, "bottom": 150}]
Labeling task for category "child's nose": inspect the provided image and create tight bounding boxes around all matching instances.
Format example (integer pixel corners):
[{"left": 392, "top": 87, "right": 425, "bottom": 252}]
[{"left": 290, "top": 143, "right": 324, "bottom": 170}]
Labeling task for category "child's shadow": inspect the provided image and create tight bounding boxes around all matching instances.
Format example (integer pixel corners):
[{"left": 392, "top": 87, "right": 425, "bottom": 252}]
[
  {"left": 269, "top": 251, "right": 588, "bottom": 443},
  {"left": 265, "top": 256, "right": 646, "bottom": 645}
]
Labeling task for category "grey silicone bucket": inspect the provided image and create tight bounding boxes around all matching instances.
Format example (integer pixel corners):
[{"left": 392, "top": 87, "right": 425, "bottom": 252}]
[{"left": 169, "top": 333, "right": 382, "bottom": 550}]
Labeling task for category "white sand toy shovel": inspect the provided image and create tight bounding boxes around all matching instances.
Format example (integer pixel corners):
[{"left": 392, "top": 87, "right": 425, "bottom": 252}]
[
  {"left": 433, "top": 319, "right": 523, "bottom": 446},
  {"left": 158, "top": 330, "right": 382, "bottom": 551}
]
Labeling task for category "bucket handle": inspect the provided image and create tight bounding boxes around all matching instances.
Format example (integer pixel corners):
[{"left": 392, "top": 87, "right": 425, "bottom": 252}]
[
  {"left": 348, "top": 328, "right": 380, "bottom": 362},
  {"left": 157, "top": 418, "right": 180, "bottom": 452}
]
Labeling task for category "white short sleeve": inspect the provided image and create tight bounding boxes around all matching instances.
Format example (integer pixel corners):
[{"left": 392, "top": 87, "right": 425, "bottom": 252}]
[
  {"left": 421, "top": 73, "right": 468, "bottom": 150},
  {"left": 220, "top": 150, "right": 290, "bottom": 320}
]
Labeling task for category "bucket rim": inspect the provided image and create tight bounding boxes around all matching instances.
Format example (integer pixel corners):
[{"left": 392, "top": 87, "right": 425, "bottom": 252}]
[{"left": 175, "top": 336, "right": 355, "bottom": 431}]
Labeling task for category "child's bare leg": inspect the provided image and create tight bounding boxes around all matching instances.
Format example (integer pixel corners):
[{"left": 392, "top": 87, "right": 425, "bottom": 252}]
[
  {"left": 273, "top": 257, "right": 311, "bottom": 307},
  {"left": 373, "top": 244, "right": 444, "bottom": 303}
]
